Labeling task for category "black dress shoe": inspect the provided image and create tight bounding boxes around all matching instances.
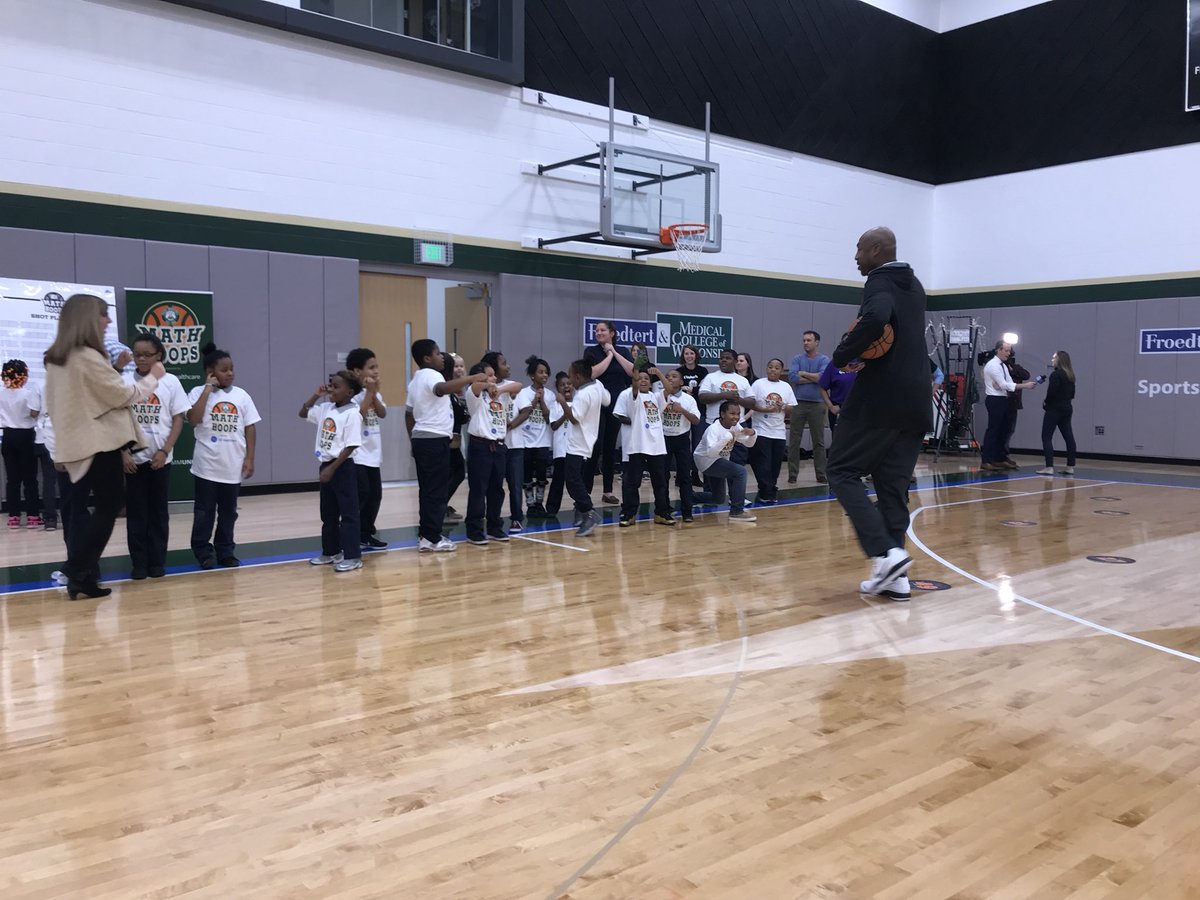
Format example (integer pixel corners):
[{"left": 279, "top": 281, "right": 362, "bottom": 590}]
[
  {"left": 148, "top": 567, "right": 166, "bottom": 578},
  {"left": 67, "top": 582, "right": 112, "bottom": 601},
  {"left": 130, "top": 568, "right": 148, "bottom": 581},
  {"left": 218, "top": 556, "right": 241, "bottom": 568},
  {"left": 198, "top": 558, "right": 216, "bottom": 570}
]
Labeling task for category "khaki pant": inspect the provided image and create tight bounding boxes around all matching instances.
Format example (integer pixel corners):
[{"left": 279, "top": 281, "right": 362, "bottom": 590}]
[{"left": 787, "top": 400, "right": 827, "bottom": 480}]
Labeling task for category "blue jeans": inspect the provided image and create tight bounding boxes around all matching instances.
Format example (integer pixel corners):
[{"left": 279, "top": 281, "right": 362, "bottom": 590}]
[
  {"left": 699, "top": 458, "right": 748, "bottom": 510},
  {"left": 191, "top": 476, "right": 239, "bottom": 563}
]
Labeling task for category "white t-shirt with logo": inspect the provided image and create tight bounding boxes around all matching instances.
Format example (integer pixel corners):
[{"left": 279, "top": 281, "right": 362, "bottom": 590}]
[
  {"left": 661, "top": 390, "right": 700, "bottom": 438},
  {"left": 503, "top": 382, "right": 533, "bottom": 449},
  {"left": 693, "top": 420, "right": 757, "bottom": 474},
  {"left": 552, "top": 411, "right": 573, "bottom": 460},
  {"left": 465, "top": 386, "right": 510, "bottom": 440},
  {"left": 124, "top": 371, "right": 190, "bottom": 464},
  {"left": 352, "top": 390, "right": 388, "bottom": 467},
  {"left": 307, "top": 400, "right": 364, "bottom": 464},
  {"left": 750, "top": 378, "right": 798, "bottom": 440},
  {"left": 698, "top": 371, "right": 751, "bottom": 423},
  {"left": 509, "top": 386, "right": 559, "bottom": 449},
  {"left": 614, "top": 388, "right": 666, "bottom": 458},
  {"left": 405, "top": 368, "right": 453, "bottom": 438},
  {"left": 565, "top": 380, "right": 611, "bottom": 457},
  {"left": 0, "top": 381, "right": 39, "bottom": 429},
  {"left": 188, "top": 384, "right": 262, "bottom": 484}
]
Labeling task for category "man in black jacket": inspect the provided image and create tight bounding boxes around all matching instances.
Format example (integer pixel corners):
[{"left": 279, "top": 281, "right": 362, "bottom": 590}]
[{"left": 827, "top": 227, "right": 933, "bottom": 601}]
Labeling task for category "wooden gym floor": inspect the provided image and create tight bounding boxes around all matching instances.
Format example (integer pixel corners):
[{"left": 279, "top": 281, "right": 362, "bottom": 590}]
[{"left": 2, "top": 455, "right": 1199, "bottom": 898}]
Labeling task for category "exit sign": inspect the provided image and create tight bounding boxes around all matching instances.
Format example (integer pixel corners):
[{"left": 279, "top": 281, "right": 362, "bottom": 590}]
[{"left": 415, "top": 239, "right": 453, "bottom": 266}]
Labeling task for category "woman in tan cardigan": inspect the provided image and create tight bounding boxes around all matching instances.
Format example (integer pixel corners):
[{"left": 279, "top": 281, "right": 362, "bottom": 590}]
[{"left": 44, "top": 294, "right": 164, "bottom": 600}]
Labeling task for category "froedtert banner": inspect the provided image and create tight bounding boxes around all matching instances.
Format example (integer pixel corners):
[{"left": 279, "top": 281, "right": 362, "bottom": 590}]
[{"left": 125, "top": 289, "right": 214, "bottom": 501}]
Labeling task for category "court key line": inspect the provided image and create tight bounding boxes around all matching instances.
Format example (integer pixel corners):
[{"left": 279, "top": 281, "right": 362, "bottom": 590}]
[
  {"left": 513, "top": 534, "right": 591, "bottom": 552},
  {"left": 908, "top": 481, "right": 1200, "bottom": 667}
]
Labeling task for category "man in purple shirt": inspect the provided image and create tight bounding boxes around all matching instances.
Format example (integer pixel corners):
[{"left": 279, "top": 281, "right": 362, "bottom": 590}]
[{"left": 818, "top": 360, "right": 857, "bottom": 432}]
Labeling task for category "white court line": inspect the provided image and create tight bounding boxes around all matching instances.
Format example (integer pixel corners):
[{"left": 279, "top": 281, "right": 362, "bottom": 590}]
[
  {"left": 514, "top": 534, "right": 591, "bottom": 552},
  {"left": 908, "top": 481, "right": 1200, "bottom": 666}
]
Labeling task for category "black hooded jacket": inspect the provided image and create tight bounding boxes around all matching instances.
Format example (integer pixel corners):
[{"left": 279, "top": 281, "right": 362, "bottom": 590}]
[{"left": 831, "top": 262, "right": 933, "bottom": 433}]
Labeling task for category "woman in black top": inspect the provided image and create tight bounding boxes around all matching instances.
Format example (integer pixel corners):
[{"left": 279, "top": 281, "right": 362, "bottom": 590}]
[
  {"left": 1037, "top": 350, "right": 1077, "bottom": 475},
  {"left": 674, "top": 344, "right": 709, "bottom": 485}
]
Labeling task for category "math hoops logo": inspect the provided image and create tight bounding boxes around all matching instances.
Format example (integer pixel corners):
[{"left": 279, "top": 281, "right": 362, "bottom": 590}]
[{"left": 136, "top": 301, "right": 206, "bottom": 365}]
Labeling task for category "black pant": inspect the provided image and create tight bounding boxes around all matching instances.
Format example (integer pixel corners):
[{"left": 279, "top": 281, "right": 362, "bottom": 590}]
[
  {"left": 750, "top": 436, "right": 786, "bottom": 501},
  {"left": 412, "top": 436, "right": 451, "bottom": 543},
  {"left": 1041, "top": 406, "right": 1076, "bottom": 467},
  {"left": 1003, "top": 407, "right": 1019, "bottom": 457},
  {"left": 466, "top": 437, "right": 506, "bottom": 540},
  {"left": 828, "top": 422, "right": 924, "bottom": 559},
  {"left": 565, "top": 454, "right": 593, "bottom": 514},
  {"left": 447, "top": 441, "right": 465, "bottom": 508},
  {"left": 545, "top": 456, "right": 566, "bottom": 514},
  {"left": 191, "top": 475, "right": 240, "bottom": 563},
  {"left": 126, "top": 461, "right": 171, "bottom": 573},
  {"left": 981, "top": 396, "right": 1012, "bottom": 464},
  {"left": 356, "top": 463, "right": 382, "bottom": 541},
  {"left": 57, "top": 470, "right": 73, "bottom": 547},
  {"left": 525, "top": 447, "right": 552, "bottom": 486},
  {"left": 66, "top": 449, "right": 125, "bottom": 586},
  {"left": 505, "top": 446, "right": 525, "bottom": 523},
  {"left": 621, "top": 453, "right": 671, "bottom": 520},
  {"left": 320, "top": 459, "right": 360, "bottom": 558},
  {"left": 36, "top": 442, "right": 58, "bottom": 525},
  {"left": 2, "top": 428, "right": 39, "bottom": 516},
  {"left": 665, "top": 433, "right": 695, "bottom": 516},
  {"left": 588, "top": 407, "right": 620, "bottom": 494}
]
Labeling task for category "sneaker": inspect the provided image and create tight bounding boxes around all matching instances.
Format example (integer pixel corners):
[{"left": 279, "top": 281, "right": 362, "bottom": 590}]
[
  {"left": 310, "top": 552, "right": 343, "bottom": 565},
  {"left": 488, "top": 530, "right": 511, "bottom": 542},
  {"left": 787, "top": 477, "right": 797, "bottom": 485},
  {"left": 198, "top": 558, "right": 216, "bottom": 570},
  {"left": 861, "top": 547, "right": 912, "bottom": 595},
  {"left": 362, "top": 536, "right": 388, "bottom": 550},
  {"left": 1061, "top": 466, "right": 1075, "bottom": 475},
  {"left": 576, "top": 510, "right": 599, "bottom": 537},
  {"left": 1035, "top": 467, "right": 1054, "bottom": 475},
  {"left": 510, "top": 520, "right": 523, "bottom": 533},
  {"left": 417, "top": 538, "right": 438, "bottom": 553},
  {"left": 433, "top": 537, "right": 456, "bottom": 552},
  {"left": 444, "top": 508, "right": 464, "bottom": 524},
  {"left": 1001, "top": 459, "right": 1019, "bottom": 470},
  {"left": 729, "top": 512, "right": 757, "bottom": 523},
  {"left": 816, "top": 475, "right": 828, "bottom": 484},
  {"left": 43, "top": 522, "right": 58, "bottom": 531},
  {"left": 333, "top": 558, "right": 363, "bottom": 572},
  {"left": 654, "top": 514, "right": 676, "bottom": 526},
  {"left": 51, "top": 570, "right": 69, "bottom": 587},
  {"left": 861, "top": 575, "right": 911, "bottom": 601},
  {"left": 26, "top": 515, "right": 43, "bottom": 529},
  {"left": 218, "top": 556, "right": 241, "bottom": 568},
  {"left": 467, "top": 536, "right": 489, "bottom": 546},
  {"left": 601, "top": 493, "right": 620, "bottom": 505},
  {"left": 744, "top": 498, "right": 755, "bottom": 509},
  {"left": 682, "top": 515, "right": 694, "bottom": 524},
  {"left": 618, "top": 516, "right": 636, "bottom": 528},
  {"left": 7, "top": 516, "right": 20, "bottom": 530}
]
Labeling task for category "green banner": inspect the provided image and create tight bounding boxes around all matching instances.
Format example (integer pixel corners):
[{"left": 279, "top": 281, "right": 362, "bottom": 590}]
[
  {"left": 124, "top": 289, "right": 214, "bottom": 501},
  {"left": 655, "top": 312, "right": 734, "bottom": 367}
]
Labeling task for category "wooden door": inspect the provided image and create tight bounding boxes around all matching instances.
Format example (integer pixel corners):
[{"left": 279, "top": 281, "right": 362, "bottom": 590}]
[
  {"left": 359, "top": 272, "right": 427, "bottom": 407},
  {"left": 443, "top": 283, "right": 490, "bottom": 369}
]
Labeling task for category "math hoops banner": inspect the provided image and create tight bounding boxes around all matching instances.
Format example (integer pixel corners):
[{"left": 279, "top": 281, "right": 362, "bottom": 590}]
[{"left": 125, "top": 289, "right": 214, "bottom": 501}]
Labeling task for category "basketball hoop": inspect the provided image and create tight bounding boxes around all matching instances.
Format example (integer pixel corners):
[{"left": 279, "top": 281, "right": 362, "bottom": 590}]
[{"left": 661, "top": 224, "right": 708, "bottom": 273}]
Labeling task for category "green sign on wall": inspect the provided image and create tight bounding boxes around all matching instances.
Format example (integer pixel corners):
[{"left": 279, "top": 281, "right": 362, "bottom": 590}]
[
  {"left": 124, "top": 289, "right": 214, "bottom": 501},
  {"left": 655, "top": 312, "right": 734, "bottom": 367}
]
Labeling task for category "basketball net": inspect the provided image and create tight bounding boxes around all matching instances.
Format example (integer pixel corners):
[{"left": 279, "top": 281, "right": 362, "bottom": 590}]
[{"left": 663, "top": 224, "right": 707, "bottom": 273}]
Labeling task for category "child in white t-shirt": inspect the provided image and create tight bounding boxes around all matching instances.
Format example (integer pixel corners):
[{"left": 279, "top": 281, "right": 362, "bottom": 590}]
[
  {"left": 1, "top": 359, "right": 42, "bottom": 529},
  {"left": 187, "top": 343, "right": 261, "bottom": 569},
  {"left": 613, "top": 370, "right": 674, "bottom": 527},
  {"left": 122, "top": 333, "right": 190, "bottom": 578},
  {"left": 693, "top": 400, "right": 759, "bottom": 522},
  {"left": 512, "top": 354, "right": 559, "bottom": 520},
  {"left": 562, "top": 359, "right": 611, "bottom": 537},
  {"left": 482, "top": 351, "right": 528, "bottom": 533},
  {"left": 544, "top": 372, "right": 573, "bottom": 517},
  {"left": 300, "top": 371, "right": 364, "bottom": 572},
  {"left": 347, "top": 347, "right": 388, "bottom": 551},
  {"left": 661, "top": 369, "right": 702, "bottom": 522},
  {"left": 463, "top": 361, "right": 522, "bottom": 545},
  {"left": 749, "top": 358, "right": 798, "bottom": 504}
]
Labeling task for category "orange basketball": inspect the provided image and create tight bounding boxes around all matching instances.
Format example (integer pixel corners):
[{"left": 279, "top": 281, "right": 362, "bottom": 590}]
[{"left": 848, "top": 317, "right": 894, "bottom": 359}]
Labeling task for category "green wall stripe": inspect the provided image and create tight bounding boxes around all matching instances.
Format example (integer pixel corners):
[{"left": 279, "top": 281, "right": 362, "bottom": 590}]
[{"left": 3, "top": 191, "right": 1196, "bottom": 308}]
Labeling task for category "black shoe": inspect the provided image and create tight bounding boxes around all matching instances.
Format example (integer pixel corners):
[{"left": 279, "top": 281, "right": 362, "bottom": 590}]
[
  {"left": 198, "top": 558, "right": 216, "bottom": 570},
  {"left": 218, "top": 556, "right": 240, "bottom": 568},
  {"left": 487, "top": 530, "right": 511, "bottom": 542},
  {"left": 148, "top": 567, "right": 166, "bottom": 578},
  {"left": 361, "top": 537, "right": 388, "bottom": 550},
  {"left": 67, "top": 582, "right": 112, "bottom": 601},
  {"left": 130, "top": 568, "right": 148, "bottom": 581},
  {"left": 682, "top": 515, "right": 694, "bottom": 523}
]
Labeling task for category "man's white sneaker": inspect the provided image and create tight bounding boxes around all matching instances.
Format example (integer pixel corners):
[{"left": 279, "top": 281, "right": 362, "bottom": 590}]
[
  {"left": 729, "top": 512, "right": 757, "bottom": 522},
  {"left": 861, "top": 575, "right": 911, "bottom": 601},
  {"left": 417, "top": 537, "right": 438, "bottom": 552},
  {"left": 1060, "top": 466, "right": 1075, "bottom": 475},
  {"left": 862, "top": 547, "right": 911, "bottom": 594},
  {"left": 310, "top": 552, "right": 343, "bottom": 566},
  {"left": 1035, "top": 467, "right": 1054, "bottom": 475},
  {"left": 334, "top": 558, "right": 363, "bottom": 572},
  {"left": 433, "top": 537, "right": 456, "bottom": 552}
]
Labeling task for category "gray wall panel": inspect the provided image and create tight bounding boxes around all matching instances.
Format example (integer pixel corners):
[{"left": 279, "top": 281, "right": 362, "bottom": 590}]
[
  {"left": 322, "top": 257, "right": 360, "bottom": 371},
  {"left": 1089, "top": 301, "right": 1137, "bottom": 456},
  {"left": 1131, "top": 298, "right": 1179, "bottom": 457},
  {"left": 145, "top": 241, "right": 210, "bottom": 290},
  {"left": 74, "top": 235, "right": 146, "bottom": 335},
  {"left": 1174, "top": 297, "right": 1200, "bottom": 459},
  {"left": 267, "top": 253, "right": 326, "bottom": 484},
  {"left": 209, "top": 247, "right": 272, "bottom": 483},
  {"left": 0, "top": 227, "right": 75, "bottom": 283}
]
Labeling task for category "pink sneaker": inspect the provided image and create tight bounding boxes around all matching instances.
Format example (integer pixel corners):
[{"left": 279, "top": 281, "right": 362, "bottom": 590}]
[
  {"left": 7, "top": 516, "right": 21, "bottom": 530},
  {"left": 26, "top": 515, "right": 43, "bottom": 529}
]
